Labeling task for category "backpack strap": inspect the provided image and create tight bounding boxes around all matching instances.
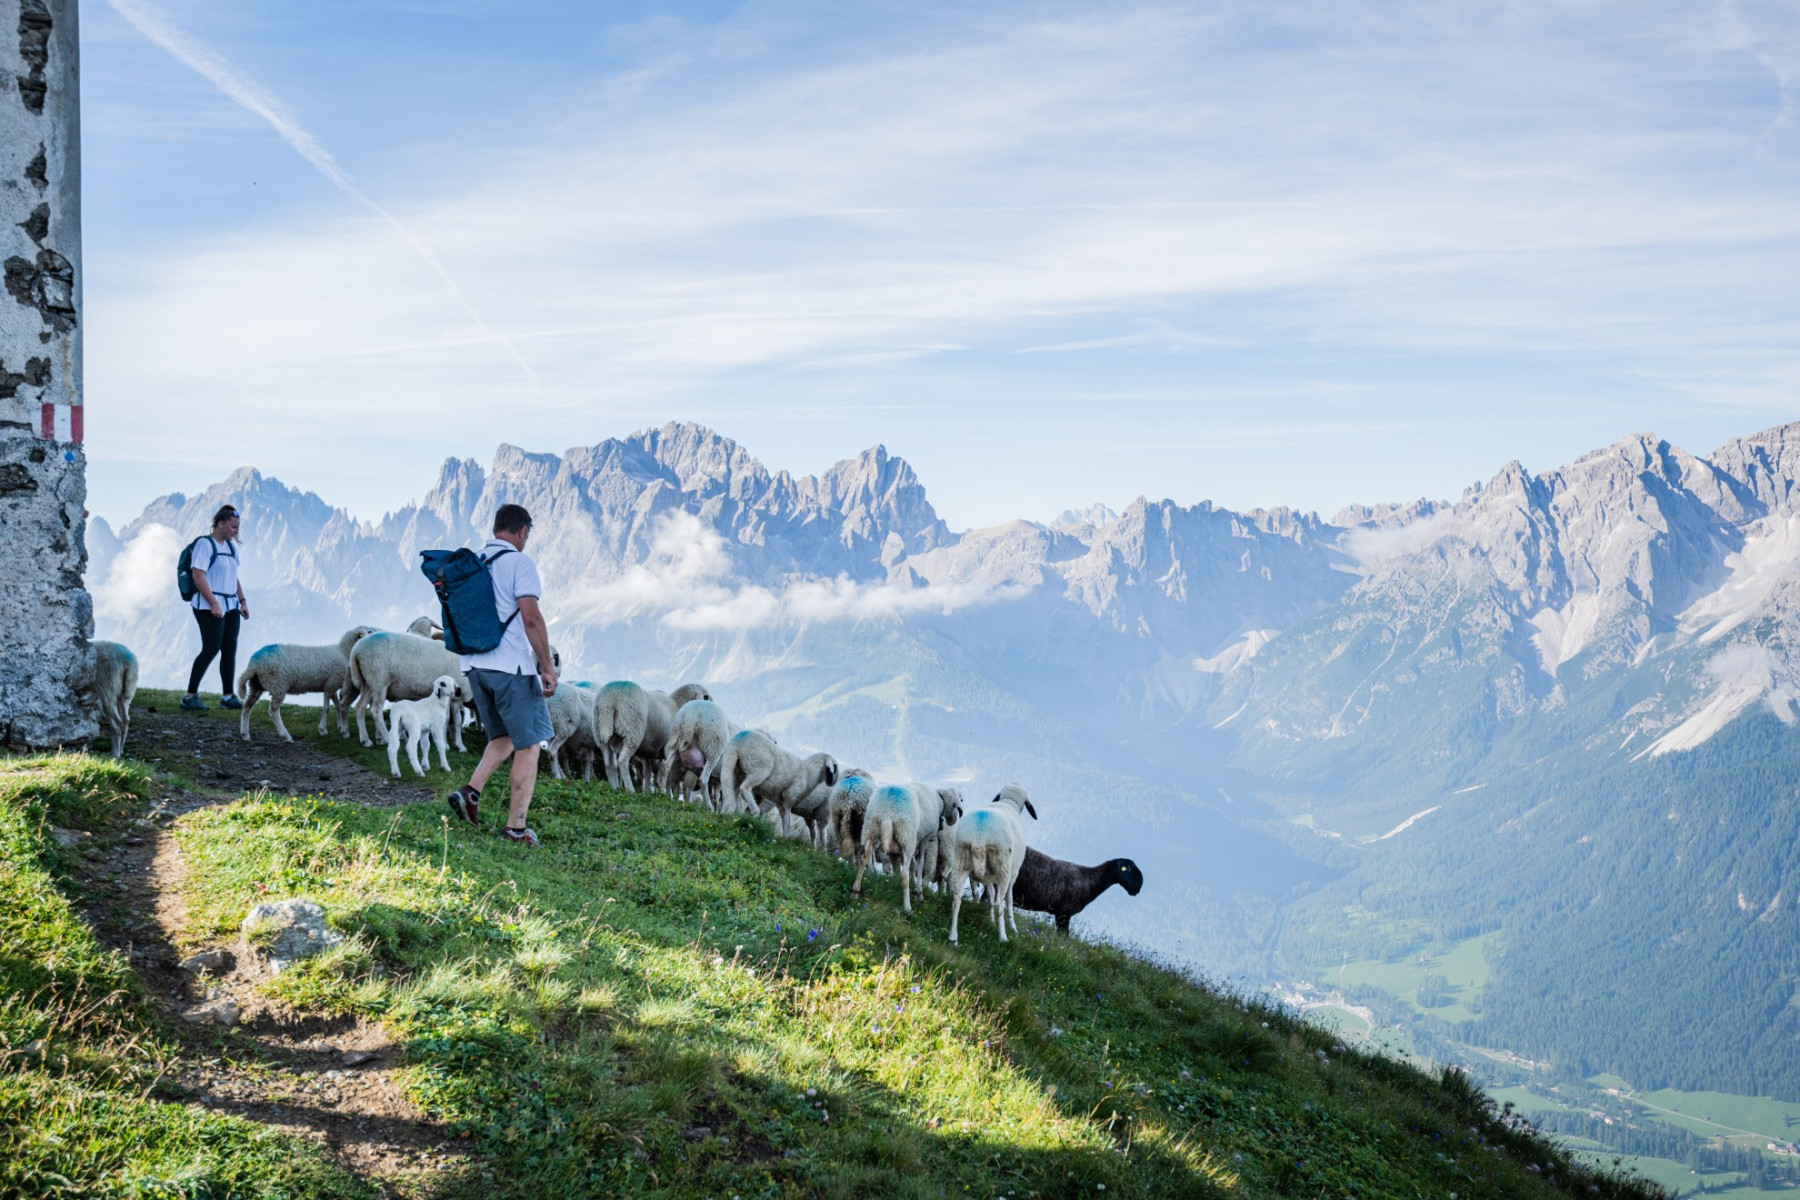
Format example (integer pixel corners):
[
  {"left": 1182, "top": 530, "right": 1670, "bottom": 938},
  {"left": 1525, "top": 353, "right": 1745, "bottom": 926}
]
[{"left": 480, "top": 547, "right": 521, "bottom": 634}]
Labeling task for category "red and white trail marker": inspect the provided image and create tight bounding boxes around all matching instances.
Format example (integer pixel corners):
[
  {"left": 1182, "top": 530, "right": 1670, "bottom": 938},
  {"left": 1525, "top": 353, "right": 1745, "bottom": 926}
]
[{"left": 38, "top": 402, "right": 82, "bottom": 444}]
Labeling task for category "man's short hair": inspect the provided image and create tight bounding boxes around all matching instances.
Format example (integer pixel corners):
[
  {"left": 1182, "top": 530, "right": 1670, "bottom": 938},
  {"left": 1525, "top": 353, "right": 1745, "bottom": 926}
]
[{"left": 494, "top": 504, "right": 532, "bottom": 535}]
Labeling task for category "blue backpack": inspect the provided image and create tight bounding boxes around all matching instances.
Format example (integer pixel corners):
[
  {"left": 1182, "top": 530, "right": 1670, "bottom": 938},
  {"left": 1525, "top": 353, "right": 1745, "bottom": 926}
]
[{"left": 419, "top": 547, "right": 516, "bottom": 655}]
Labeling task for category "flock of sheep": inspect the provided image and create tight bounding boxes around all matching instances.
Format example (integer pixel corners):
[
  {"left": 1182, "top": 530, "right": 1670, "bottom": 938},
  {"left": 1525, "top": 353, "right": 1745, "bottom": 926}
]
[{"left": 84, "top": 618, "right": 1145, "bottom": 943}]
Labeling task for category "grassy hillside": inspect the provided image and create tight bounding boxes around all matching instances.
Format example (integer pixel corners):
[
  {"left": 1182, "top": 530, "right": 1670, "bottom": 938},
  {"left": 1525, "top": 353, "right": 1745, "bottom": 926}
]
[{"left": 0, "top": 700, "right": 1671, "bottom": 1198}]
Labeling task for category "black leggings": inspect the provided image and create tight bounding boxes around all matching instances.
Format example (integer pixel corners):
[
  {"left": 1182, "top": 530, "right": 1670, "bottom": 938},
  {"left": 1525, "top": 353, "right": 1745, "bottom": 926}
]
[{"left": 187, "top": 608, "right": 241, "bottom": 696}]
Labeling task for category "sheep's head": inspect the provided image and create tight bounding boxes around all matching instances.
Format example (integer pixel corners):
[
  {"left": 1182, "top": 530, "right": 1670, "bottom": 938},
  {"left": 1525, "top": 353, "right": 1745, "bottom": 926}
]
[
  {"left": 815, "top": 755, "right": 839, "bottom": 788},
  {"left": 937, "top": 787, "right": 963, "bottom": 826},
  {"left": 673, "top": 682, "right": 712, "bottom": 705},
  {"left": 1112, "top": 858, "right": 1145, "bottom": 896},
  {"left": 993, "top": 783, "right": 1037, "bottom": 820},
  {"left": 431, "top": 675, "right": 457, "bottom": 701}
]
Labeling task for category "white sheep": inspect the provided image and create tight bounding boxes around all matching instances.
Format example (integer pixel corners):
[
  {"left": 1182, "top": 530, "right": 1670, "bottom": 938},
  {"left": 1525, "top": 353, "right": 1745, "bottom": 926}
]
[
  {"left": 387, "top": 675, "right": 457, "bottom": 778},
  {"left": 88, "top": 640, "right": 139, "bottom": 758},
  {"left": 345, "top": 631, "right": 471, "bottom": 750},
  {"left": 826, "top": 770, "right": 877, "bottom": 860},
  {"left": 546, "top": 682, "right": 600, "bottom": 780},
  {"left": 854, "top": 783, "right": 963, "bottom": 915},
  {"left": 791, "top": 767, "right": 855, "bottom": 848},
  {"left": 237, "top": 626, "right": 376, "bottom": 742},
  {"left": 945, "top": 783, "right": 1039, "bottom": 945},
  {"left": 660, "top": 698, "right": 738, "bottom": 808},
  {"left": 590, "top": 680, "right": 712, "bottom": 792},
  {"left": 405, "top": 616, "right": 443, "bottom": 640},
  {"left": 719, "top": 729, "right": 839, "bottom": 830}
]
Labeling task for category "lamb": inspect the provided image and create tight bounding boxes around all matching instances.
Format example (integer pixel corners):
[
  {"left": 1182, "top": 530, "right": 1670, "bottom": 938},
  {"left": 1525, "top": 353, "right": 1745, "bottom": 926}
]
[
  {"left": 590, "top": 680, "right": 712, "bottom": 792},
  {"left": 88, "top": 640, "right": 139, "bottom": 758},
  {"left": 386, "top": 674, "right": 457, "bottom": 778},
  {"left": 945, "top": 783, "right": 1038, "bottom": 945},
  {"left": 826, "top": 770, "right": 877, "bottom": 860},
  {"left": 237, "top": 626, "right": 376, "bottom": 742},
  {"left": 718, "top": 729, "right": 839, "bottom": 828},
  {"left": 660, "top": 698, "right": 738, "bottom": 808},
  {"left": 854, "top": 783, "right": 963, "bottom": 914},
  {"left": 345, "top": 631, "right": 471, "bottom": 749},
  {"left": 1010, "top": 848, "right": 1144, "bottom": 933}
]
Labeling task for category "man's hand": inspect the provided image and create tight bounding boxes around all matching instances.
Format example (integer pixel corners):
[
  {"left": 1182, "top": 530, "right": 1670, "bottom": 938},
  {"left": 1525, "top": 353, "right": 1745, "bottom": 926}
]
[{"left": 540, "top": 665, "right": 559, "bottom": 697}]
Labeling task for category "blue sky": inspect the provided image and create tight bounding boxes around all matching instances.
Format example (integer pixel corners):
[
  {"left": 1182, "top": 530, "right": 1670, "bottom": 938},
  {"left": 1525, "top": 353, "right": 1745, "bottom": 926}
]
[{"left": 80, "top": 0, "right": 1800, "bottom": 530}]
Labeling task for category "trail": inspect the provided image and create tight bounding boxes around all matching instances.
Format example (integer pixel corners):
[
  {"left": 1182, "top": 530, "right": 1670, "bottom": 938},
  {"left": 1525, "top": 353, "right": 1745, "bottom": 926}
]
[{"left": 71, "top": 702, "right": 471, "bottom": 1194}]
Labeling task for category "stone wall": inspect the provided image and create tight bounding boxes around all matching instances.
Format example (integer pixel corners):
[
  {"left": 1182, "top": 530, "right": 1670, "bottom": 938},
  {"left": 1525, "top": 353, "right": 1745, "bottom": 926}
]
[{"left": 0, "top": 0, "right": 90, "bottom": 748}]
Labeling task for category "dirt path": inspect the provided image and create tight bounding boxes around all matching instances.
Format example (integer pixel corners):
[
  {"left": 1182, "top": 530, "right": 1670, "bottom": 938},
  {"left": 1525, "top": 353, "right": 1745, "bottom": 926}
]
[{"left": 68, "top": 702, "right": 475, "bottom": 1196}]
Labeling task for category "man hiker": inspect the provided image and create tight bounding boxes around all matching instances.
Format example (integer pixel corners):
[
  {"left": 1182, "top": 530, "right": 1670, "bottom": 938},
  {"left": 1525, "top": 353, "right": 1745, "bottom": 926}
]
[
  {"left": 445, "top": 503, "right": 559, "bottom": 846},
  {"left": 183, "top": 504, "right": 250, "bottom": 710}
]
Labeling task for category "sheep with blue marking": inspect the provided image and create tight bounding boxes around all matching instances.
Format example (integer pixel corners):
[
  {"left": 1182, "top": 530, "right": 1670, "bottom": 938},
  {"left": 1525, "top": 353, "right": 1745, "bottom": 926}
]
[
  {"left": 87, "top": 640, "right": 139, "bottom": 758},
  {"left": 237, "top": 626, "right": 377, "bottom": 742},
  {"left": 590, "top": 680, "right": 712, "bottom": 791},
  {"left": 944, "top": 783, "right": 1038, "bottom": 945},
  {"left": 826, "top": 770, "right": 877, "bottom": 860},
  {"left": 854, "top": 783, "right": 962, "bottom": 915}
]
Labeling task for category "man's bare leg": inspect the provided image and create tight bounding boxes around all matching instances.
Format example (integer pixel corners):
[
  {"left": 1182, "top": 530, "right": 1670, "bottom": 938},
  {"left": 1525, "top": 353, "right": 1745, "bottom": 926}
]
[
  {"left": 469, "top": 735, "right": 515, "bottom": 799},
  {"left": 507, "top": 745, "right": 541, "bottom": 829}
]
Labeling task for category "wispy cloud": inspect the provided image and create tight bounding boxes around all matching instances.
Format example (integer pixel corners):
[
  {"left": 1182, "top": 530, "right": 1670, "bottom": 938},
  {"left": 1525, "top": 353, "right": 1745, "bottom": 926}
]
[
  {"left": 103, "top": 0, "right": 539, "bottom": 389},
  {"left": 82, "top": 1, "right": 1800, "bottom": 524}
]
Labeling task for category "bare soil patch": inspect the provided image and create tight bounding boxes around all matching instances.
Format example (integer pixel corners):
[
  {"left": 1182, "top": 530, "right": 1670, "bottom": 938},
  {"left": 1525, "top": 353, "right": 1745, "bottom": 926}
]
[{"left": 66, "top": 702, "right": 475, "bottom": 1195}]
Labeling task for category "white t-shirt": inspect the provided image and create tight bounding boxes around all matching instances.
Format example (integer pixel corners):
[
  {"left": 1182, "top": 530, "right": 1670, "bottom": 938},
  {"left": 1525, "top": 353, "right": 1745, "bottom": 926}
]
[
  {"left": 460, "top": 539, "right": 543, "bottom": 675},
  {"left": 189, "top": 537, "right": 240, "bottom": 612}
]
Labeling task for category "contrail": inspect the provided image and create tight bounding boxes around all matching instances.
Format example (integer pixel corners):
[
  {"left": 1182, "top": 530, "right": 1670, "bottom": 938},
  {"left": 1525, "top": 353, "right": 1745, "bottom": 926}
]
[{"left": 105, "top": 0, "right": 540, "bottom": 388}]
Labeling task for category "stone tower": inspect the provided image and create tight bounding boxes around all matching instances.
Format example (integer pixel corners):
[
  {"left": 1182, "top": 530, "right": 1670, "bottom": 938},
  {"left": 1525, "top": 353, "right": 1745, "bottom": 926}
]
[{"left": 0, "top": 0, "right": 90, "bottom": 749}]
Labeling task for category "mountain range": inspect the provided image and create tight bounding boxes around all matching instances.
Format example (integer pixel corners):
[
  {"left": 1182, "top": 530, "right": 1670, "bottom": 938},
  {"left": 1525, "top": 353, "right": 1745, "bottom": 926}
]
[{"left": 89, "top": 418, "right": 1800, "bottom": 1100}]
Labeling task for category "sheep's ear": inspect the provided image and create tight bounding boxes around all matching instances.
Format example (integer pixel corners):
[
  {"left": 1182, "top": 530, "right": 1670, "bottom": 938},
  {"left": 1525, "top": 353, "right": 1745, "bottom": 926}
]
[{"left": 1024, "top": 800, "right": 1038, "bottom": 820}]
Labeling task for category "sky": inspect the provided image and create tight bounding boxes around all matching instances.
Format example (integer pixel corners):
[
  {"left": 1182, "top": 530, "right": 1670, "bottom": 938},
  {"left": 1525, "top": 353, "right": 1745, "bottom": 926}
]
[{"left": 79, "top": 0, "right": 1800, "bottom": 531}]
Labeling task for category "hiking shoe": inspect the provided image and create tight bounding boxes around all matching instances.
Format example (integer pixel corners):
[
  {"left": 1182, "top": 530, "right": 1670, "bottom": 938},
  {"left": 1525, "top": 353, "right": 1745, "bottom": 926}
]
[
  {"left": 502, "top": 826, "right": 540, "bottom": 848},
  {"left": 446, "top": 785, "right": 480, "bottom": 826},
  {"left": 179, "top": 695, "right": 209, "bottom": 711},
  {"left": 220, "top": 695, "right": 244, "bottom": 710}
]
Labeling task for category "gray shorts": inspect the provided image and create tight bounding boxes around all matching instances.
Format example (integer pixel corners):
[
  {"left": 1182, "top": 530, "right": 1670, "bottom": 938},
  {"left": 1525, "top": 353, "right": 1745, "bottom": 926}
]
[{"left": 465, "top": 668, "right": 554, "bottom": 749}]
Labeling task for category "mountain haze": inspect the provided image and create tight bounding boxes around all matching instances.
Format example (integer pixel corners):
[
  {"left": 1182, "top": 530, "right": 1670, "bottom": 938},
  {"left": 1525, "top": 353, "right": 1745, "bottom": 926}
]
[{"left": 90, "top": 419, "right": 1800, "bottom": 1100}]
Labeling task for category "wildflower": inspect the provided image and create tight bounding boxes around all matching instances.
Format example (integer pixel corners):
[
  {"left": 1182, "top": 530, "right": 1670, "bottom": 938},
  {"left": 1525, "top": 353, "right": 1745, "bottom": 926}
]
[
  {"left": 909, "top": 985, "right": 919, "bottom": 993},
  {"left": 808, "top": 929, "right": 819, "bottom": 942}
]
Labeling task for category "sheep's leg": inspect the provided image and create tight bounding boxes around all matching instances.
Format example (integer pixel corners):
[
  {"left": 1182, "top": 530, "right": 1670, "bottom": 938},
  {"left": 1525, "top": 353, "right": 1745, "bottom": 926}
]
[
  {"left": 408, "top": 728, "right": 428, "bottom": 777},
  {"left": 948, "top": 869, "right": 969, "bottom": 945},
  {"left": 852, "top": 841, "right": 873, "bottom": 896},
  {"left": 317, "top": 686, "right": 332, "bottom": 736},
  {"left": 548, "top": 739, "right": 567, "bottom": 781},
  {"left": 450, "top": 701, "right": 468, "bottom": 752},
  {"left": 239, "top": 681, "right": 261, "bottom": 741},
  {"left": 270, "top": 690, "right": 294, "bottom": 743},
  {"left": 898, "top": 847, "right": 914, "bottom": 914},
  {"left": 434, "top": 724, "right": 450, "bottom": 772},
  {"left": 387, "top": 718, "right": 403, "bottom": 778}
]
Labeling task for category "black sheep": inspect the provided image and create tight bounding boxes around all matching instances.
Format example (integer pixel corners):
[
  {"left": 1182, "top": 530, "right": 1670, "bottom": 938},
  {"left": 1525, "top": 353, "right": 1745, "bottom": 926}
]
[{"left": 1010, "top": 847, "right": 1144, "bottom": 933}]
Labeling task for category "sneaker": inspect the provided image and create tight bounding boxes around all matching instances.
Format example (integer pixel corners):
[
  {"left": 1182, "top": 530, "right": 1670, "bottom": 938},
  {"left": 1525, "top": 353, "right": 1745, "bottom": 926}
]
[
  {"left": 220, "top": 695, "right": 244, "bottom": 710},
  {"left": 501, "top": 826, "right": 540, "bottom": 847},
  {"left": 179, "top": 695, "right": 208, "bottom": 711},
  {"left": 446, "top": 785, "right": 480, "bottom": 826}
]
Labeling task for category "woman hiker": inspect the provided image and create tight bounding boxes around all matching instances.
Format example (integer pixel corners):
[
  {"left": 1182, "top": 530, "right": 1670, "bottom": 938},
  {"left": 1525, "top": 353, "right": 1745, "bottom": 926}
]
[{"left": 182, "top": 504, "right": 251, "bottom": 710}]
